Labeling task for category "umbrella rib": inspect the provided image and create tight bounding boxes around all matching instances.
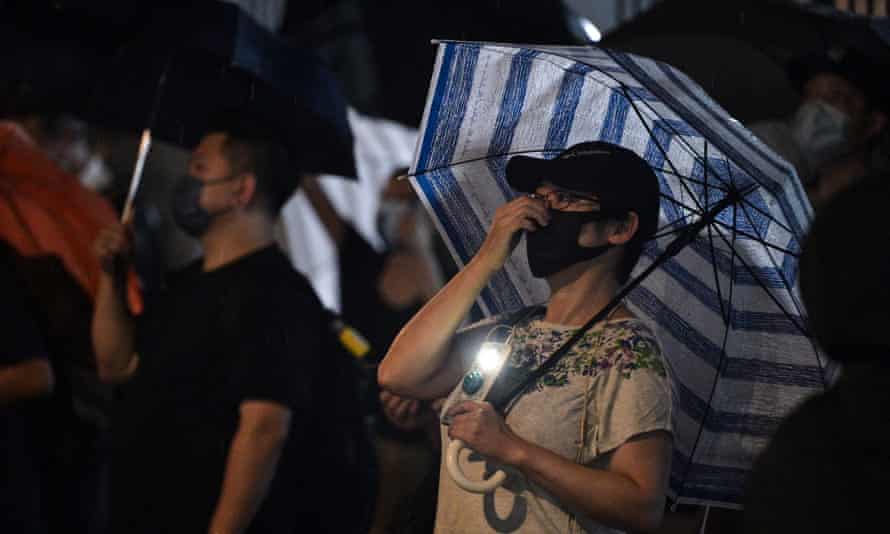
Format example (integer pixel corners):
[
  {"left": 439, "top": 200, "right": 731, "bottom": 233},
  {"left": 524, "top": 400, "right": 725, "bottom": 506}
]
[
  {"left": 706, "top": 223, "right": 729, "bottom": 322},
  {"left": 594, "top": 48, "right": 739, "bottom": 188},
  {"left": 707, "top": 221, "right": 800, "bottom": 258},
  {"left": 735, "top": 199, "right": 819, "bottom": 333},
  {"left": 737, "top": 201, "right": 803, "bottom": 281},
  {"left": 659, "top": 194, "right": 705, "bottom": 217},
  {"left": 654, "top": 213, "right": 698, "bottom": 239},
  {"left": 723, "top": 158, "right": 798, "bottom": 243},
  {"left": 703, "top": 139, "right": 730, "bottom": 323},
  {"left": 620, "top": 86, "right": 708, "bottom": 215},
  {"left": 721, "top": 152, "right": 802, "bottom": 233},
  {"left": 736, "top": 195, "right": 796, "bottom": 236},
  {"left": 677, "top": 203, "right": 740, "bottom": 499},
  {"left": 409, "top": 148, "right": 563, "bottom": 177},
  {"left": 660, "top": 187, "right": 797, "bottom": 260},
  {"left": 729, "top": 167, "right": 831, "bottom": 391},
  {"left": 653, "top": 225, "right": 696, "bottom": 241},
  {"left": 654, "top": 167, "right": 730, "bottom": 193},
  {"left": 709, "top": 224, "right": 810, "bottom": 337}
]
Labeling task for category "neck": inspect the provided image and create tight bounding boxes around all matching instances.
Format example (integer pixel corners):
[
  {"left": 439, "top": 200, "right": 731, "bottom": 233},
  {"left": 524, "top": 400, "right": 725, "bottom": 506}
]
[
  {"left": 200, "top": 211, "right": 276, "bottom": 271},
  {"left": 543, "top": 258, "right": 622, "bottom": 327}
]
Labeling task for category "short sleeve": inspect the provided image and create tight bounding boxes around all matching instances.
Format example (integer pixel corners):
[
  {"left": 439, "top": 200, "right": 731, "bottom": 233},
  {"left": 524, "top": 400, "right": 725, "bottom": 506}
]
[
  {"left": 588, "top": 321, "right": 672, "bottom": 456},
  {"left": 233, "top": 290, "right": 321, "bottom": 411}
]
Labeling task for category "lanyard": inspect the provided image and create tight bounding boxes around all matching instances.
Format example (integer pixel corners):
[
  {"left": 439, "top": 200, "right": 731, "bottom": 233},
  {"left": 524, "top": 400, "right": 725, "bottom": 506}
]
[{"left": 486, "top": 297, "right": 623, "bottom": 414}]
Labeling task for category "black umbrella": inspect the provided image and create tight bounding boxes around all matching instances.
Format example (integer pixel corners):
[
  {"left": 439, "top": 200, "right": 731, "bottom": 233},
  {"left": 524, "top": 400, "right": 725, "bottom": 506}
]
[
  {"left": 597, "top": 33, "right": 799, "bottom": 125},
  {"left": 604, "top": 0, "right": 890, "bottom": 62},
  {"left": 90, "top": 1, "right": 356, "bottom": 219},
  {"left": 602, "top": 0, "right": 890, "bottom": 123}
]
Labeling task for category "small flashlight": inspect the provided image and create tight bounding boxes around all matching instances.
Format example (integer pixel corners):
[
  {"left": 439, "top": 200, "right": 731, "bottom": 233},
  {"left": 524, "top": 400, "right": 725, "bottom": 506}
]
[
  {"left": 460, "top": 341, "right": 509, "bottom": 397},
  {"left": 476, "top": 344, "right": 503, "bottom": 373},
  {"left": 441, "top": 340, "right": 511, "bottom": 425}
]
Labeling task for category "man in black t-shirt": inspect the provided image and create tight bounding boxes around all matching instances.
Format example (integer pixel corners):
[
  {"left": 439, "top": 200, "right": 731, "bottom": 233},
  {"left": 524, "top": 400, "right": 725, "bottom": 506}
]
[{"left": 92, "top": 115, "right": 369, "bottom": 533}]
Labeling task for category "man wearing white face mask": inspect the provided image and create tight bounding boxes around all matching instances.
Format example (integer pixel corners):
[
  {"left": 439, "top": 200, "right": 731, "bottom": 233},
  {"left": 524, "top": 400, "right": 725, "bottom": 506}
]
[{"left": 750, "top": 47, "right": 888, "bottom": 209}]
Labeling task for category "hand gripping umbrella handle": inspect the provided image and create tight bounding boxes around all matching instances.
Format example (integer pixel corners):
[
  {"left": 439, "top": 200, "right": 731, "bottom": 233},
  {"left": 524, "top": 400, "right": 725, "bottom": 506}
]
[{"left": 446, "top": 439, "right": 507, "bottom": 493}]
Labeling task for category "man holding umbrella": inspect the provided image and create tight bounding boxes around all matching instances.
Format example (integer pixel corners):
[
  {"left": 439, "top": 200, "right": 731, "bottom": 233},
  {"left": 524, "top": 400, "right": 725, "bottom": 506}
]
[
  {"left": 379, "top": 142, "right": 673, "bottom": 533},
  {"left": 92, "top": 113, "right": 366, "bottom": 534}
]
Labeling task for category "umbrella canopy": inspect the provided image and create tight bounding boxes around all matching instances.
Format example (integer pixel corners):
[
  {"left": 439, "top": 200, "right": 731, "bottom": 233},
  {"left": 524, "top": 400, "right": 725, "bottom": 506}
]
[
  {"left": 409, "top": 40, "right": 833, "bottom": 508},
  {"left": 91, "top": 1, "right": 355, "bottom": 179},
  {"left": 0, "top": 122, "right": 141, "bottom": 310}
]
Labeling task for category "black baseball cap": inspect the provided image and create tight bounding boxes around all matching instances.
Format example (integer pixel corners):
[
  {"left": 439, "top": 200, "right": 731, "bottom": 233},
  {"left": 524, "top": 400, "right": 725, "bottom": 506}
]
[{"left": 506, "top": 141, "right": 661, "bottom": 243}]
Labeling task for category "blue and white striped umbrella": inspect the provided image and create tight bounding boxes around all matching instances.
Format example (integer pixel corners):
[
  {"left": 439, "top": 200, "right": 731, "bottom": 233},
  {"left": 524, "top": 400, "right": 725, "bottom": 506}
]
[{"left": 409, "top": 41, "right": 834, "bottom": 508}]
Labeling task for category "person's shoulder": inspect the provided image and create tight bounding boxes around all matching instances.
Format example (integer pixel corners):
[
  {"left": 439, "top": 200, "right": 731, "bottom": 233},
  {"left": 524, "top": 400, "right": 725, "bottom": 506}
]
[
  {"left": 599, "top": 317, "right": 660, "bottom": 345},
  {"left": 593, "top": 318, "right": 667, "bottom": 378},
  {"left": 233, "top": 248, "right": 326, "bottom": 321},
  {"left": 243, "top": 247, "right": 316, "bottom": 292}
]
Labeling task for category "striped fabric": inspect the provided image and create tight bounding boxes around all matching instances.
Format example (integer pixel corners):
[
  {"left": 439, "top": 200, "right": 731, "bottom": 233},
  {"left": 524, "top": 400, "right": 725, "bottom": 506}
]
[{"left": 409, "top": 41, "right": 834, "bottom": 508}]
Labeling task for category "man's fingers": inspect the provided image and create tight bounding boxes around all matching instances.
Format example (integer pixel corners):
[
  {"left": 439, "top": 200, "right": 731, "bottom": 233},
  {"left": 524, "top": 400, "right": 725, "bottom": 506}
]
[
  {"left": 518, "top": 204, "right": 550, "bottom": 227},
  {"left": 446, "top": 400, "right": 483, "bottom": 419},
  {"left": 393, "top": 399, "right": 417, "bottom": 420},
  {"left": 384, "top": 395, "right": 403, "bottom": 414}
]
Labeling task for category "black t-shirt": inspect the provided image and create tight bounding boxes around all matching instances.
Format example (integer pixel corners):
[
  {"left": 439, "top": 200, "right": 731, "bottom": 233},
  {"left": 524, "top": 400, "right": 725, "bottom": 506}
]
[{"left": 112, "top": 246, "right": 344, "bottom": 533}]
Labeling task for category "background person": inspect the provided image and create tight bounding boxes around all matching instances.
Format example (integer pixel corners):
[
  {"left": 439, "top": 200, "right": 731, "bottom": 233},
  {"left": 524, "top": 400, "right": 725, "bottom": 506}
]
[
  {"left": 301, "top": 168, "right": 454, "bottom": 534},
  {"left": 92, "top": 113, "right": 369, "bottom": 534},
  {"left": 750, "top": 47, "right": 889, "bottom": 210}
]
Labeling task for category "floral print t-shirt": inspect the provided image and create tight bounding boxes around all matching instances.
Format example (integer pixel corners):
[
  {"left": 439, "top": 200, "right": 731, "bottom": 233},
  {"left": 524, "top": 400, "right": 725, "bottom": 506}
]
[{"left": 435, "top": 308, "right": 673, "bottom": 534}]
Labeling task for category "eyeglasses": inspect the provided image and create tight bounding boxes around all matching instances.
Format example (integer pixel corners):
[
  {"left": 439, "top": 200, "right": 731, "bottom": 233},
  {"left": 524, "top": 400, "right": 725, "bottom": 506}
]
[{"left": 528, "top": 189, "right": 599, "bottom": 210}]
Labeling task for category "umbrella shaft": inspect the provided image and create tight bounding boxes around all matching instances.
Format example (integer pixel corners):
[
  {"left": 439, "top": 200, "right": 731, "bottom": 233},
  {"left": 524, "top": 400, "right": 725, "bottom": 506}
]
[{"left": 121, "top": 129, "right": 152, "bottom": 223}]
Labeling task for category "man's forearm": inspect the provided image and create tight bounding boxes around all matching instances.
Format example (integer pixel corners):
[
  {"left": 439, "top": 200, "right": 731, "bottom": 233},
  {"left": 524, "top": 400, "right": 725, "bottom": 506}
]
[
  {"left": 507, "top": 438, "right": 666, "bottom": 533},
  {"left": 92, "top": 273, "right": 136, "bottom": 382},
  {"left": 208, "top": 424, "right": 288, "bottom": 534}
]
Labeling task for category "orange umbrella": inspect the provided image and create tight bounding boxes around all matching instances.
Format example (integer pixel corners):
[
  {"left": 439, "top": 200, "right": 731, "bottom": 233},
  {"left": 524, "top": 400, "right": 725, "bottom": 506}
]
[{"left": 0, "top": 121, "right": 142, "bottom": 313}]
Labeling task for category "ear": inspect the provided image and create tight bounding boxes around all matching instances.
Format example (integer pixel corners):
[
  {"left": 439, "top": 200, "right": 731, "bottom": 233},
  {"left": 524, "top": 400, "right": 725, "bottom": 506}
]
[
  {"left": 607, "top": 211, "right": 639, "bottom": 246},
  {"left": 234, "top": 172, "right": 258, "bottom": 208}
]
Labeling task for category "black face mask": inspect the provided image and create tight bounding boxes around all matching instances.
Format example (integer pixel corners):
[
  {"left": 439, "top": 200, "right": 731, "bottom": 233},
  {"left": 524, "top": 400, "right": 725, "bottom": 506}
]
[
  {"left": 526, "top": 209, "right": 614, "bottom": 278},
  {"left": 170, "top": 174, "right": 237, "bottom": 238}
]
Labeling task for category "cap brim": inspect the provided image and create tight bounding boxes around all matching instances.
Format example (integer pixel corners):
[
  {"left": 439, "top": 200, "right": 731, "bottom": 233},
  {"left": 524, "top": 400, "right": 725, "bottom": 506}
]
[
  {"left": 505, "top": 155, "right": 550, "bottom": 193},
  {"left": 506, "top": 155, "right": 608, "bottom": 194}
]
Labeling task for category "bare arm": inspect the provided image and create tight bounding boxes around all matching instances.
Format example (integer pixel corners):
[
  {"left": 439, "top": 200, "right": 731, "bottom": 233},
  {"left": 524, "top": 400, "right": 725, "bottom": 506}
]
[
  {"left": 208, "top": 401, "right": 291, "bottom": 534},
  {"left": 377, "top": 195, "right": 550, "bottom": 399},
  {"left": 512, "top": 432, "right": 671, "bottom": 532},
  {"left": 91, "top": 224, "right": 138, "bottom": 383},
  {"left": 0, "top": 358, "right": 54, "bottom": 405},
  {"left": 448, "top": 401, "right": 671, "bottom": 533}
]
